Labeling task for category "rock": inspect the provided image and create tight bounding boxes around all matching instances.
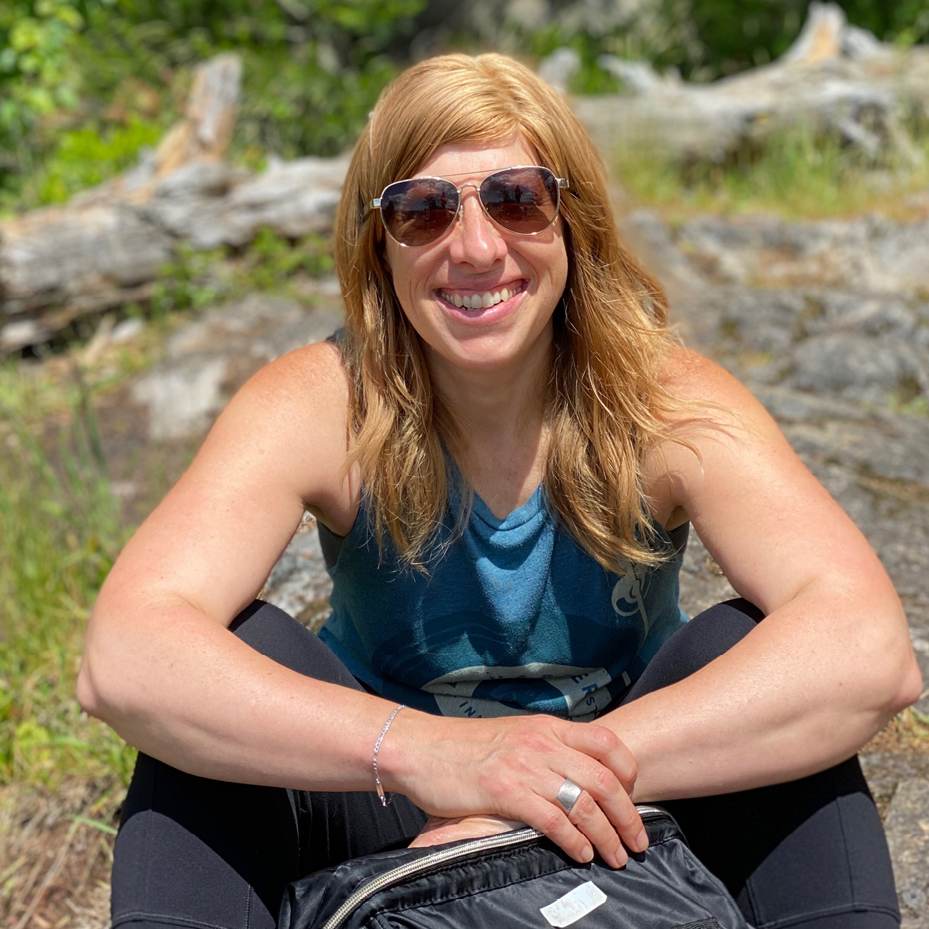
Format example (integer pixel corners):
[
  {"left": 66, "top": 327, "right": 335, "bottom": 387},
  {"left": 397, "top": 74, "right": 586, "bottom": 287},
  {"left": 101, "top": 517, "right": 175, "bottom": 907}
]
[
  {"left": 111, "top": 317, "right": 145, "bottom": 344},
  {"left": 131, "top": 352, "right": 229, "bottom": 441},
  {"left": 625, "top": 210, "right": 705, "bottom": 291},
  {"left": 260, "top": 514, "right": 333, "bottom": 630},
  {"left": 885, "top": 778, "right": 929, "bottom": 928},
  {"left": 674, "top": 214, "right": 929, "bottom": 295},
  {"left": 678, "top": 528, "right": 738, "bottom": 617},
  {"left": 131, "top": 293, "right": 344, "bottom": 440},
  {"left": 789, "top": 333, "right": 923, "bottom": 405},
  {"left": 678, "top": 281, "right": 929, "bottom": 408},
  {"left": 0, "top": 317, "right": 53, "bottom": 352},
  {"left": 860, "top": 752, "right": 929, "bottom": 818}
]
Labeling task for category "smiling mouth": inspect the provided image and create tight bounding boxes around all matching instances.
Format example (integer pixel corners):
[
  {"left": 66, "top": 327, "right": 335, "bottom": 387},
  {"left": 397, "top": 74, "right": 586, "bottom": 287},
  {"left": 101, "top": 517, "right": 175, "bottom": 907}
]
[{"left": 439, "top": 281, "right": 526, "bottom": 310}]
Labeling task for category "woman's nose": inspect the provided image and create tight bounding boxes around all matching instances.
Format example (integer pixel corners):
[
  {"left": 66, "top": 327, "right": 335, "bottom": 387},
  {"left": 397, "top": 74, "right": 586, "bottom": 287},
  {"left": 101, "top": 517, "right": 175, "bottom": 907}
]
[{"left": 447, "top": 190, "right": 507, "bottom": 269}]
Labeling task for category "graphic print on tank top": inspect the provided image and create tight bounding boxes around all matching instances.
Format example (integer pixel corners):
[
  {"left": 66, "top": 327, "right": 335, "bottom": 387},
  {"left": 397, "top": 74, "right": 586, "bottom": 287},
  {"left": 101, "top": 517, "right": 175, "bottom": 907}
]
[{"left": 421, "top": 558, "right": 655, "bottom": 720}]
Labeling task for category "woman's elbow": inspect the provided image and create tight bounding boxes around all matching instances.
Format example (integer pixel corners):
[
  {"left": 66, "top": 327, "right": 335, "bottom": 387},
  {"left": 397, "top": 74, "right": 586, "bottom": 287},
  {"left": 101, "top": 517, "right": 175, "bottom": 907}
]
[
  {"left": 76, "top": 661, "right": 97, "bottom": 715},
  {"left": 890, "top": 650, "right": 925, "bottom": 716},
  {"left": 76, "top": 648, "right": 109, "bottom": 721},
  {"left": 76, "top": 629, "right": 129, "bottom": 725}
]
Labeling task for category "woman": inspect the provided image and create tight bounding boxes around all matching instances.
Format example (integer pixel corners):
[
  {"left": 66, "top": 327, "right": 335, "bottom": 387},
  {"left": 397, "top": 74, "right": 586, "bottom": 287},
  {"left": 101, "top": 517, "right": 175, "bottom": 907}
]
[{"left": 79, "top": 54, "right": 922, "bottom": 929}]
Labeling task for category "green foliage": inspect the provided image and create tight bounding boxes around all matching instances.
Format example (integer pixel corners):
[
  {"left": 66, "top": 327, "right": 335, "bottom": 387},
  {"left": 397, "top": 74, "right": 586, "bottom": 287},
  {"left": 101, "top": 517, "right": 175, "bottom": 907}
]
[
  {"left": 149, "top": 231, "right": 335, "bottom": 317},
  {"left": 653, "top": 0, "right": 929, "bottom": 81},
  {"left": 12, "top": 116, "right": 165, "bottom": 208},
  {"left": 243, "top": 228, "right": 335, "bottom": 288},
  {"left": 0, "top": 1, "right": 84, "bottom": 139},
  {"left": 73, "top": 0, "right": 426, "bottom": 159},
  {"left": 0, "top": 364, "right": 136, "bottom": 788},
  {"left": 2, "top": 0, "right": 426, "bottom": 210}
]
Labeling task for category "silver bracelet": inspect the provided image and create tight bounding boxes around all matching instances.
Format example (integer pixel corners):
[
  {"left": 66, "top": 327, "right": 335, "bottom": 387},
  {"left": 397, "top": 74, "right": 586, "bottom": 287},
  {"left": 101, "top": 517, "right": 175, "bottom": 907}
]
[{"left": 373, "top": 704, "right": 406, "bottom": 807}]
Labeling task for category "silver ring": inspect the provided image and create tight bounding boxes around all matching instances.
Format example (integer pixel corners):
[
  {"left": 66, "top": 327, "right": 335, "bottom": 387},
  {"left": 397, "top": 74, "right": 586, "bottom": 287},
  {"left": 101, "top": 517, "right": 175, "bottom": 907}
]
[{"left": 555, "top": 777, "right": 583, "bottom": 814}]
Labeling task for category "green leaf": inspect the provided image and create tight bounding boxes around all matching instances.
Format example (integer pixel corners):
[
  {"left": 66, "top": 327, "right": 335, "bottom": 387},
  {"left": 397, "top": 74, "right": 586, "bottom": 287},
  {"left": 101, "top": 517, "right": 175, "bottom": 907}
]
[{"left": 69, "top": 814, "right": 118, "bottom": 836}]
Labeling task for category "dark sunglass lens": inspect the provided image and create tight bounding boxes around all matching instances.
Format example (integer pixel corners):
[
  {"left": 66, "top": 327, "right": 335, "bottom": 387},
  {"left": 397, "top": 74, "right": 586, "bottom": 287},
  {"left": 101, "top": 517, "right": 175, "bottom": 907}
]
[
  {"left": 381, "top": 178, "right": 458, "bottom": 246},
  {"left": 481, "top": 167, "right": 559, "bottom": 234}
]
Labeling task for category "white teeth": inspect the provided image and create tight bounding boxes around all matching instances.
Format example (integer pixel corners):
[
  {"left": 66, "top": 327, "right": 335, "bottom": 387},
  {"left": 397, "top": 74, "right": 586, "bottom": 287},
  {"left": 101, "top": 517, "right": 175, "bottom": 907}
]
[{"left": 440, "top": 284, "right": 521, "bottom": 309}]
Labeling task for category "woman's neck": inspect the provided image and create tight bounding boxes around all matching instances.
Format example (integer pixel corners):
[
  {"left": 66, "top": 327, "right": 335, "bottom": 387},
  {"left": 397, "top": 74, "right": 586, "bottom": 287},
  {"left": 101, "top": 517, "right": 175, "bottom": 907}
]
[
  {"left": 426, "top": 333, "right": 552, "bottom": 519},
  {"left": 426, "top": 329, "right": 551, "bottom": 440}
]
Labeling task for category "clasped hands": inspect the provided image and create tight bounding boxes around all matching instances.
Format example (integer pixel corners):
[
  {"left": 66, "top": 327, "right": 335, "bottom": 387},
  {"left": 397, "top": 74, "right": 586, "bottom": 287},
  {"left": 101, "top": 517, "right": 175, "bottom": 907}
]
[{"left": 398, "top": 713, "right": 646, "bottom": 869}]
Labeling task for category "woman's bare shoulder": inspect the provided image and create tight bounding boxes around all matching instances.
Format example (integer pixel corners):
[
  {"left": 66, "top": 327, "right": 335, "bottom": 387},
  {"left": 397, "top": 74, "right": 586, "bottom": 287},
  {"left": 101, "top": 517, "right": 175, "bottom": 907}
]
[
  {"left": 95, "top": 339, "right": 356, "bottom": 624},
  {"left": 235, "top": 338, "right": 348, "bottom": 418},
  {"left": 657, "top": 343, "right": 745, "bottom": 403},
  {"left": 646, "top": 344, "right": 785, "bottom": 528},
  {"left": 205, "top": 337, "right": 355, "bottom": 511}
]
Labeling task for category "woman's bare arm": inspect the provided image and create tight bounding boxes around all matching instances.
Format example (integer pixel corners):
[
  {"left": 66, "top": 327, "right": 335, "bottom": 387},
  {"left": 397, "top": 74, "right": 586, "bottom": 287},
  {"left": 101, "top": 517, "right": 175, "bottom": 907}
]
[
  {"left": 603, "top": 348, "right": 923, "bottom": 801},
  {"left": 78, "top": 341, "right": 390, "bottom": 787},
  {"left": 77, "top": 341, "right": 645, "bottom": 866}
]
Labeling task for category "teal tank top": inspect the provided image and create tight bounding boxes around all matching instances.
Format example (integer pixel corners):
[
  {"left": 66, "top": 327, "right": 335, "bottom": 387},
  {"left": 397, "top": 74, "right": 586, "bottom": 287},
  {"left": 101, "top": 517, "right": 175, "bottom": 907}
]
[{"left": 317, "top": 480, "right": 689, "bottom": 721}]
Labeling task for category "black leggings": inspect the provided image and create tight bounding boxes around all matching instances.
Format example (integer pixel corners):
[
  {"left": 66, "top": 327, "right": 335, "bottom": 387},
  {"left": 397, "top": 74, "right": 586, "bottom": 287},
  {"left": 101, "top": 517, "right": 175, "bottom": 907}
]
[{"left": 111, "top": 600, "right": 900, "bottom": 929}]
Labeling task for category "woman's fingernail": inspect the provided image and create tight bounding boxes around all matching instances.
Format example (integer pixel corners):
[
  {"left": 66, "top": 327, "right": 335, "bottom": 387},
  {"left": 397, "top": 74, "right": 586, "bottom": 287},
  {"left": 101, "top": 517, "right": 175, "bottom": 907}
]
[
  {"left": 635, "top": 829, "right": 649, "bottom": 852},
  {"left": 582, "top": 844, "right": 594, "bottom": 862}
]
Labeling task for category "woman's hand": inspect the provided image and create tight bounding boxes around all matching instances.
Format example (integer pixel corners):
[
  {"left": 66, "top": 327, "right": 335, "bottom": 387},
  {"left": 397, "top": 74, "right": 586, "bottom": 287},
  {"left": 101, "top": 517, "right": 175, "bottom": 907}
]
[
  {"left": 384, "top": 711, "right": 647, "bottom": 868},
  {"left": 408, "top": 814, "right": 524, "bottom": 848}
]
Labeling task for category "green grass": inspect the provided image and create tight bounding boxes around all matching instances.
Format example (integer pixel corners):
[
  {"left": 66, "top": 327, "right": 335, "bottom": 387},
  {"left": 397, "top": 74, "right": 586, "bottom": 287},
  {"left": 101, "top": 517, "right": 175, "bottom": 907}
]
[
  {"left": 0, "top": 363, "right": 136, "bottom": 792},
  {"left": 614, "top": 124, "right": 929, "bottom": 220}
]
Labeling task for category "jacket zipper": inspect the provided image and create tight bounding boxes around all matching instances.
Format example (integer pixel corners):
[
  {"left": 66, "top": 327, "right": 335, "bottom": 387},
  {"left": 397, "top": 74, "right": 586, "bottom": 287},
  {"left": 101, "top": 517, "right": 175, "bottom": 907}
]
[{"left": 318, "top": 805, "right": 674, "bottom": 929}]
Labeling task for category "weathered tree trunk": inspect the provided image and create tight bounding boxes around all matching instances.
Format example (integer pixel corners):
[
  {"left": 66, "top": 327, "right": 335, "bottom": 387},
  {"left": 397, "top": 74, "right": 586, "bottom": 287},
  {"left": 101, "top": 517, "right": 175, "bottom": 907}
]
[
  {"left": 575, "top": 2, "right": 929, "bottom": 167},
  {"left": 0, "top": 54, "right": 348, "bottom": 353}
]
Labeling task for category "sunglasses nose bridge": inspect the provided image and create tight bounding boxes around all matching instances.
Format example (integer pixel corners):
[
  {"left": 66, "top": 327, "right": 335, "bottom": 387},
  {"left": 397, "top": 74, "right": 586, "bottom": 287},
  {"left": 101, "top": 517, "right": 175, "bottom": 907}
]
[{"left": 453, "top": 181, "right": 485, "bottom": 228}]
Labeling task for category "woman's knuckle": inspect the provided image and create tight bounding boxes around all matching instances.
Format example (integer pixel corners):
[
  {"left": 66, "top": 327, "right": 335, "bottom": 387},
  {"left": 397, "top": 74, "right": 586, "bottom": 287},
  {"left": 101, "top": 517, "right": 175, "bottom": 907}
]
[
  {"left": 618, "top": 756, "right": 638, "bottom": 784},
  {"left": 539, "top": 807, "right": 564, "bottom": 834},
  {"left": 591, "top": 767, "right": 617, "bottom": 794},
  {"left": 517, "top": 730, "right": 552, "bottom": 754},
  {"left": 572, "top": 792, "right": 597, "bottom": 819},
  {"left": 590, "top": 726, "right": 618, "bottom": 751},
  {"left": 616, "top": 806, "right": 641, "bottom": 832}
]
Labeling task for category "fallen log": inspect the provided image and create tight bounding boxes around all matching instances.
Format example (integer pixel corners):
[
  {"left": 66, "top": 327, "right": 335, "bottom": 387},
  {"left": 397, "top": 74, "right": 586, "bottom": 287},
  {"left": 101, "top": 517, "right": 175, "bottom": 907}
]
[
  {"left": 0, "top": 54, "right": 348, "bottom": 353},
  {"left": 574, "top": 2, "right": 929, "bottom": 167}
]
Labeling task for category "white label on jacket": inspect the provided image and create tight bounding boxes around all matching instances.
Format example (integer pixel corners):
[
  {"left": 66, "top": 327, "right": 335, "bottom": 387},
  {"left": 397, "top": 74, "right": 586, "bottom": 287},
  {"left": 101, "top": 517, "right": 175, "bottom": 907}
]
[{"left": 540, "top": 881, "right": 607, "bottom": 927}]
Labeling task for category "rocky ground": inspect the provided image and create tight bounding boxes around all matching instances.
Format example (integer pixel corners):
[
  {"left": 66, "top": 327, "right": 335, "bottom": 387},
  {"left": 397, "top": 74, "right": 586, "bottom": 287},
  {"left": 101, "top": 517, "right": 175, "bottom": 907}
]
[
  {"left": 626, "top": 206, "right": 929, "bottom": 926},
  {"left": 4, "top": 203, "right": 928, "bottom": 927}
]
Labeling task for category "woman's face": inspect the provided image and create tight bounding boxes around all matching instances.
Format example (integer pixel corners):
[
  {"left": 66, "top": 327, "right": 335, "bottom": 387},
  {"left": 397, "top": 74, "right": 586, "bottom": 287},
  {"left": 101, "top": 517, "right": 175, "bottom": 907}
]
[{"left": 384, "top": 136, "right": 569, "bottom": 378}]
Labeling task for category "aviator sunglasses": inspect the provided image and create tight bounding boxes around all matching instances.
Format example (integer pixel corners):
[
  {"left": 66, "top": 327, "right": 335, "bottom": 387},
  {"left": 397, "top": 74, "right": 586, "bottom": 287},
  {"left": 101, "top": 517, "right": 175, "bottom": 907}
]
[{"left": 371, "top": 165, "right": 569, "bottom": 247}]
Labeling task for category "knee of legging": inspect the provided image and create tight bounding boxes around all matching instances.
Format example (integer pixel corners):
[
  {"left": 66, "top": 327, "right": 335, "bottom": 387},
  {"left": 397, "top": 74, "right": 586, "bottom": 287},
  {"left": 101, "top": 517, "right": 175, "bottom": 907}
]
[
  {"left": 229, "top": 601, "right": 318, "bottom": 667},
  {"left": 229, "top": 600, "right": 361, "bottom": 688},
  {"left": 653, "top": 598, "right": 764, "bottom": 681}
]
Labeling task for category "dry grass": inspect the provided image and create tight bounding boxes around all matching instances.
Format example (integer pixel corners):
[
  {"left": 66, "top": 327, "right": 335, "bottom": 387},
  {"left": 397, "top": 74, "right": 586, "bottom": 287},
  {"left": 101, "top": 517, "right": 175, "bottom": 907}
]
[
  {"left": 1, "top": 780, "right": 120, "bottom": 929},
  {"left": 865, "top": 706, "right": 929, "bottom": 756}
]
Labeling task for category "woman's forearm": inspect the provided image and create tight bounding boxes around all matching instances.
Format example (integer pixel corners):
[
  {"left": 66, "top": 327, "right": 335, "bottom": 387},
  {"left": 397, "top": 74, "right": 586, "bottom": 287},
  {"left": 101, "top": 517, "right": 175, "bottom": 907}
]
[
  {"left": 79, "top": 594, "right": 649, "bottom": 866},
  {"left": 601, "top": 581, "right": 922, "bottom": 803},
  {"left": 79, "top": 596, "right": 394, "bottom": 790}
]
